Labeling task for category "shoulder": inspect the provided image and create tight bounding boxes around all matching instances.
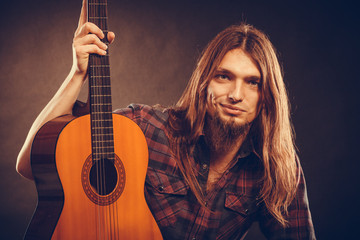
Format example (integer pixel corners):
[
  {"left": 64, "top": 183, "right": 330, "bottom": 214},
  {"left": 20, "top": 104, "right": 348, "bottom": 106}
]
[
  {"left": 114, "top": 104, "right": 169, "bottom": 128},
  {"left": 114, "top": 104, "right": 177, "bottom": 170}
]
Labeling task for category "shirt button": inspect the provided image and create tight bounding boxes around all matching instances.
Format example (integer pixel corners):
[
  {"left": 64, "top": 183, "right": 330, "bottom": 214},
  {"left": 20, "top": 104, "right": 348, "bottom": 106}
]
[
  {"left": 192, "top": 238, "right": 196, "bottom": 240},
  {"left": 202, "top": 163, "right": 208, "bottom": 170},
  {"left": 158, "top": 186, "right": 164, "bottom": 192}
]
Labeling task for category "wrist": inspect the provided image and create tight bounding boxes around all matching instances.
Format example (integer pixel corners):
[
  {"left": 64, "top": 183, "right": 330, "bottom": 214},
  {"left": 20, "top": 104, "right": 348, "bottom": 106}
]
[{"left": 69, "top": 64, "right": 87, "bottom": 85}]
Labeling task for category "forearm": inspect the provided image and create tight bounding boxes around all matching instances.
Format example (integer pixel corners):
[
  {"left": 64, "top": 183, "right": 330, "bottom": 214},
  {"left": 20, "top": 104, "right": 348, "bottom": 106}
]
[
  {"left": 16, "top": 67, "right": 85, "bottom": 180},
  {"left": 16, "top": 0, "right": 114, "bottom": 180}
]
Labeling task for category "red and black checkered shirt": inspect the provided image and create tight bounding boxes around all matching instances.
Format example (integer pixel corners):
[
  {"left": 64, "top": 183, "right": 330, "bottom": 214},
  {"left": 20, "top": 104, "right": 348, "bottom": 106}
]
[{"left": 114, "top": 104, "right": 315, "bottom": 240}]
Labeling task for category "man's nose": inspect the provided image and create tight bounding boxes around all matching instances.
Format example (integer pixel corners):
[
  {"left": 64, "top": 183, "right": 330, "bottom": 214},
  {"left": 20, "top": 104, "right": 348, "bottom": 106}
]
[{"left": 228, "top": 80, "right": 244, "bottom": 102}]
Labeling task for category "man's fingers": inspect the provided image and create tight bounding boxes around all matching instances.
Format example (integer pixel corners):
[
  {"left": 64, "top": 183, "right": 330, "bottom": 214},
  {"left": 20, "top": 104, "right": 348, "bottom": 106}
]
[
  {"left": 74, "top": 34, "right": 108, "bottom": 50},
  {"left": 77, "top": 0, "right": 87, "bottom": 30},
  {"left": 77, "top": 45, "right": 107, "bottom": 57},
  {"left": 107, "top": 31, "right": 115, "bottom": 44},
  {"left": 76, "top": 0, "right": 115, "bottom": 45},
  {"left": 75, "top": 22, "right": 105, "bottom": 40}
]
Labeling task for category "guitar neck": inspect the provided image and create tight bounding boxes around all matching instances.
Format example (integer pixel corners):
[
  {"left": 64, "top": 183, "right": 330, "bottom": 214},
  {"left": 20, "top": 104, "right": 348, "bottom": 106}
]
[{"left": 87, "top": 0, "right": 114, "bottom": 162}]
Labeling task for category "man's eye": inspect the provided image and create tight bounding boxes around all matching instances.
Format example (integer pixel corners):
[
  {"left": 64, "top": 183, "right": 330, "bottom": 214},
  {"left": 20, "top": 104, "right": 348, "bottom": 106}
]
[
  {"left": 249, "top": 81, "right": 259, "bottom": 85},
  {"left": 216, "top": 74, "right": 229, "bottom": 80},
  {"left": 247, "top": 80, "right": 260, "bottom": 87}
]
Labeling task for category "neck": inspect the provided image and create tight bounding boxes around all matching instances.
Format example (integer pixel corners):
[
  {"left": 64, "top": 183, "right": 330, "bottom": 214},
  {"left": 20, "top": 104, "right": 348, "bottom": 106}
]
[
  {"left": 209, "top": 130, "right": 248, "bottom": 172},
  {"left": 203, "top": 113, "right": 252, "bottom": 190},
  {"left": 206, "top": 127, "right": 250, "bottom": 192},
  {"left": 204, "top": 113, "right": 251, "bottom": 160}
]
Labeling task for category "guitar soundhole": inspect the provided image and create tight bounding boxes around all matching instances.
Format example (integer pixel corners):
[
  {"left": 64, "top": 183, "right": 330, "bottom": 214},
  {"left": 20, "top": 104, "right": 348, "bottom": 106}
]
[
  {"left": 82, "top": 154, "right": 126, "bottom": 206},
  {"left": 89, "top": 158, "right": 118, "bottom": 195}
]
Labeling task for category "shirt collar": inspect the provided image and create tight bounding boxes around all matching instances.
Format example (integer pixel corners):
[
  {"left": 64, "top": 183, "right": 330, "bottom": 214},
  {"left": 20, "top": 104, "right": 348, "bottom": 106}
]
[{"left": 194, "top": 133, "right": 258, "bottom": 164}]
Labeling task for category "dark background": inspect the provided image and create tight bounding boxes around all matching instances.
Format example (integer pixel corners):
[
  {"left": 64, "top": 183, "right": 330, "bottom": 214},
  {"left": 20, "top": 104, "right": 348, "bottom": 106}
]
[{"left": 1, "top": 0, "right": 359, "bottom": 239}]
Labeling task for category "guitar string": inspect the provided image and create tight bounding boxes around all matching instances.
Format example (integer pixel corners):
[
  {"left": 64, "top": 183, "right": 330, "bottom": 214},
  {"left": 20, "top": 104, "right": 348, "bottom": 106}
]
[
  {"left": 90, "top": 47, "right": 97, "bottom": 239},
  {"left": 93, "top": 3, "right": 103, "bottom": 239},
  {"left": 102, "top": 30, "right": 115, "bottom": 240},
  {"left": 91, "top": 56, "right": 99, "bottom": 239},
  {"left": 99, "top": 1, "right": 113, "bottom": 238},
  {"left": 101, "top": 2, "right": 112, "bottom": 238},
  {"left": 99, "top": 28, "right": 108, "bottom": 240},
  {"left": 104, "top": 1, "right": 118, "bottom": 238},
  {"left": 93, "top": 49, "right": 102, "bottom": 239},
  {"left": 90, "top": 2, "right": 102, "bottom": 238},
  {"left": 89, "top": 3, "right": 96, "bottom": 237},
  {"left": 90, "top": 0, "right": 119, "bottom": 239},
  {"left": 104, "top": 2, "right": 116, "bottom": 237},
  {"left": 102, "top": 39, "right": 112, "bottom": 240}
]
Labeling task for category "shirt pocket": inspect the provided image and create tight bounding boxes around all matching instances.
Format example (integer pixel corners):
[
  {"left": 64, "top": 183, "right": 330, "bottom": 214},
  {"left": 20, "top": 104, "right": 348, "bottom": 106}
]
[
  {"left": 217, "top": 192, "right": 259, "bottom": 239},
  {"left": 224, "top": 191, "right": 258, "bottom": 217},
  {"left": 145, "top": 168, "right": 189, "bottom": 227}
]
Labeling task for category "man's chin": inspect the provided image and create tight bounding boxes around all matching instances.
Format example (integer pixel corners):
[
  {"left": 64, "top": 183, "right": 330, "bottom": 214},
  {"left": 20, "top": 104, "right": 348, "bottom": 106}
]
[
  {"left": 218, "top": 114, "right": 247, "bottom": 128},
  {"left": 204, "top": 112, "right": 251, "bottom": 153}
]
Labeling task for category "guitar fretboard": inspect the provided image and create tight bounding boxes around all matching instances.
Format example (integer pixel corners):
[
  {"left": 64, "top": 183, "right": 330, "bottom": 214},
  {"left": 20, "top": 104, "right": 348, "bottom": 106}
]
[{"left": 87, "top": 0, "right": 114, "bottom": 162}]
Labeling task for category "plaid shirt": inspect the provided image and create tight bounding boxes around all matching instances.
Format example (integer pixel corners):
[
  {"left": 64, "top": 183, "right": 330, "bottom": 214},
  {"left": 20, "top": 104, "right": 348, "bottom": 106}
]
[{"left": 114, "top": 104, "right": 315, "bottom": 240}]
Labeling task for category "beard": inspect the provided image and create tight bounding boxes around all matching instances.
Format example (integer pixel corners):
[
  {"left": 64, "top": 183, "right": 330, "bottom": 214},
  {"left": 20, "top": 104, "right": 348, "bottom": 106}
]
[{"left": 204, "top": 111, "right": 251, "bottom": 154}]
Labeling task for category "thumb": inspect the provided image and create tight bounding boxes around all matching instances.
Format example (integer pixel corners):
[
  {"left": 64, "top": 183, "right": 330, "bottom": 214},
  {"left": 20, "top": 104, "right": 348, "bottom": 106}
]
[{"left": 77, "top": 0, "right": 87, "bottom": 29}]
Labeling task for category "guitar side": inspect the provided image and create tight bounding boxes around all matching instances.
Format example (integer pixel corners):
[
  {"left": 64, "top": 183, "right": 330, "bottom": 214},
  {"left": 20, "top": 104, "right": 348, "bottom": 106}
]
[
  {"left": 25, "top": 114, "right": 163, "bottom": 240},
  {"left": 25, "top": 115, "right": 74, "bottom": 240}
]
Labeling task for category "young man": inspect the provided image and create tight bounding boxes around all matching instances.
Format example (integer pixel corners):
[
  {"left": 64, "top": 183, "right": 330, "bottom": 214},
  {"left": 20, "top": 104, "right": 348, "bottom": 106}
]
[{"left": 17, "top": 1, "right": 315, "bottom": 239}]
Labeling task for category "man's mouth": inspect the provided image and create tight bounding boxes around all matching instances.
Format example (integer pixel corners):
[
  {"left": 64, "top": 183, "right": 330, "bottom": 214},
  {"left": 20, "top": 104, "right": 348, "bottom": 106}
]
[{"left": 220, "top": 104, "right": 246, "bottom": 116}]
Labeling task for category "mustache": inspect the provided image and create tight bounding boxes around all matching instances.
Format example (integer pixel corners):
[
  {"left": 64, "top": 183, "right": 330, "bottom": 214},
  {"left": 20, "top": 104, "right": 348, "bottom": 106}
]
[
  {"left": 204, "top": 111, "right": 250, "bottom": 153},
  {"left": 207, "top": 91, "right": 247, "bottom": 109}
]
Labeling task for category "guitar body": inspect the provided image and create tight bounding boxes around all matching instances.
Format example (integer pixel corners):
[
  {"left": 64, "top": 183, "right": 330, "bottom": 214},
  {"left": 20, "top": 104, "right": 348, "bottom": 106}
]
[
  {"left": 26, "top": 114, "right": 162, "bottom": 239},
  {"left": 25, "top": 1, "right": 163, "bottom": 238}
]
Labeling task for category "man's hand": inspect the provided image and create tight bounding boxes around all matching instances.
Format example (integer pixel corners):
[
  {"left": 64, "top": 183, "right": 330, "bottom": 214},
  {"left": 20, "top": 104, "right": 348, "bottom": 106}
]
[{"left": 72, "top": 0, "right": 115, "bottom": 77}]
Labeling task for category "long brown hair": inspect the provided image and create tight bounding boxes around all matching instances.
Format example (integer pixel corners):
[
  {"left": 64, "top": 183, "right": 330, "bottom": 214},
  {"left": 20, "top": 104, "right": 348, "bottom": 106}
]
[{"left": 168, "top": 24, "right": 298, "bottom": 226}]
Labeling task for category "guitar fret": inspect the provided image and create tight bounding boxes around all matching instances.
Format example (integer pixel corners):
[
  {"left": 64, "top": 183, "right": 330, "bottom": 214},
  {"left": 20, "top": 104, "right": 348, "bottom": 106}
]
[
  {"left": 92, "top": 157, "right": 115, "bottom": 162},
  {"left": 92, "top": 154, "right": 114, "bottom": 158},
  {"left": 92, "top": 134, "right": 113, "bottom": 137},
  {"left": 93, "top": 140, "right": 113, "bottom": 143},
  {"left": 91, "top": 103, "right": 112, "bottom": 106},
  {"left": 91, "top": 95, "right": 111, "bottom": 97},
  {"left": 90, "top": 112, "right": 112, "bottom": 115},
  {"left": 92, "top": 126, "right": 113, "bottom": 129},
  {"left": 90, "top": 65, "right": 110, "bottom": 67},
  {"left": 88, "top": 0, "right": 114, "bottom": 153},
  {"left": 93, "top": 146, "right": 114, "bottom": 149},
  {"left": 89, "top": 17, "right": 108, "bottom": 19}
]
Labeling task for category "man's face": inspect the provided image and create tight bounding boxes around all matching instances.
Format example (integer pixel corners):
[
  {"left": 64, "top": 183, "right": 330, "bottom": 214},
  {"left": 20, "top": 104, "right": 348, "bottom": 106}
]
[{"left": 207, "top": 48, "right": 261, "bottom": 127}]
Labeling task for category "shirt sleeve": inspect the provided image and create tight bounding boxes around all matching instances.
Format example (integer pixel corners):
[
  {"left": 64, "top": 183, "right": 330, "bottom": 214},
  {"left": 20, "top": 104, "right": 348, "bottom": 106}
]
[
  {"left": 113, "top": 104, "right": 144, "bottom": 125},
  {"left": 257, "top": 159, "right": 316, "bottom": 239}
]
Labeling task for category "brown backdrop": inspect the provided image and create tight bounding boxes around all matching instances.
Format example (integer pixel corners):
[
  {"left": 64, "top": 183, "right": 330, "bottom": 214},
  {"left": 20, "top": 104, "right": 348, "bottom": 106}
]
[{"left": 1, "top": 0, "right": 359, "bottom": 239}]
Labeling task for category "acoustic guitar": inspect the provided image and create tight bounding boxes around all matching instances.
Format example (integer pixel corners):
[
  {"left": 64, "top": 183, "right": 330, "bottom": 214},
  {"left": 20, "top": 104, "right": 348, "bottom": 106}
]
[{"left": 24, "top": 0, "right": 162, "bottom": 239}]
